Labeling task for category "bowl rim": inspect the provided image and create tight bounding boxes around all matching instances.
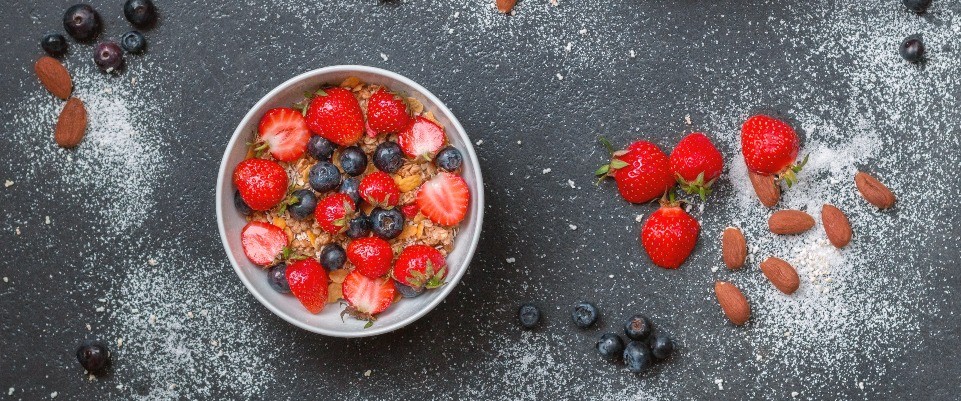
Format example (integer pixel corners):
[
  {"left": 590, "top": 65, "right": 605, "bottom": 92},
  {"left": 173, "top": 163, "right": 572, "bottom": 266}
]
[{"left": 215, "top": 65, "right": 484, "bottom": 337}]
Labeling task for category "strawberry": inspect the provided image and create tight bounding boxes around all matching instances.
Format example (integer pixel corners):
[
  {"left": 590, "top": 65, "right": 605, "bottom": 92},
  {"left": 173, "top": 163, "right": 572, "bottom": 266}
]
[
  {"left": 346, "top": 237, "right": 394, "bottom": 278},
  {"left": 341, "top": 271, "right": 396, "bottom": 325},
  {"left": 416, "top": 172, "right": 470, "bottom": 226},
  {"left": 398, "top": 116, "right": 446, "bottom": 160},
  {"left": 233, "top": 158, "right": 289, "bottom": 211},
  {"left": 740, "top": 115, "right": 806, "bottom": 186},
  {"left": 305, "top": 87, "right": 364, "bottom": 146},
  {"left": 240, "top": 221, "right": 288, "bottom": 266},
  {"left": 669, "top": 132, "right": 724, "bottom": 200},
  {"left": 595, "top": 139, "right": 674, "bottom": 204},
  {"left": 400, "top": 203, "right": 419, "bottom": 219},
  {"left": 366, "top": 89, "right": 412, "bottom": 135},
  {"left": 314, "top": 193, "right": 356, "bottom": 234},
  {"left": 640, "top": 197, "right": 701, "bottom": 269},
  {"left": 257, "top": 108, "right": 310, "bottom": 162},
  {"left": 285, "top": 258, "right": 328, "bottom": 314},
  {"left": 392, "top": 245, "right": 447, "bottom": 290},
  {"left": 358, "top": 171, "right": 400, "bottom": 208}
]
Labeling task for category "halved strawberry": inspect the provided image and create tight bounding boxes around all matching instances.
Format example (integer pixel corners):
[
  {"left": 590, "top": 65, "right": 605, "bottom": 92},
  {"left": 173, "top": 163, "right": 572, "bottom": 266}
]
[
  {"left": 416, "top": 172, "right": 470, "bottom": 226},
  {"left": 358, "top": 171, "right": 400, "bottom": 208},
  {"left": 305, "top": 87, "right": 364, "bottom": 147},
  {"left": 367, "top": 89, "right": 412, "bottom": 135},
  {"left": 346, "top": 237, "right": 394, "bottom": 278},
  {"left": 241, "top": 221, "right": 288, "bottom": 266},
  {"left": 314, "top": 193, "right": 356, "bottom": 234},
  {"left": 342, "top": 271, "right": 396, "bottom": 324},
  {"left": 398, "top": 116, "right": 446, "bottom": 160},
  {"left": 233, "top": 158, "right": 289, "bottom": 211},
  {"left": 286, "top": 258, "right": 329, "bottom": 314},
  {"left": 257, "top": 108, "right": 310, "bottom": 161},
  {"left": 392, "top": 245, "right": 447, "bottom": 290}
]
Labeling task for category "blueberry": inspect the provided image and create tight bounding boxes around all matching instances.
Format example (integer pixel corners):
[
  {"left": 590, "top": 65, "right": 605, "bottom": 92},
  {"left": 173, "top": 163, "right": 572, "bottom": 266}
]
[
  {"left": 624, "top": 314, "right": 653, "bottom": 341},
  {"left": 93, "top": 42, "right": 125, "bottom": 73},
  {"left": 595, "top": 333, "right": 625, "bottom": 360},
  {"left": 345, "top": 213, "right": 370, "bottom": 239},
  {"left": 903, "top": 0, "right": 932, "bottom": 13},
  {"left": 340, "top": 146, "right": 368, "bottom": 176},
  {"left": 395, "top": 282, "right": 423, "bottom": 298},
  {"left": 41, "top": 33, "right": 68, "bottom": 57},
  {"left": 623, "top": 341, "right": 652, "bottom": 373},
  {"left": 518, "top": 304, "right": 541, "bottom": 329},
  {"left": 120, "top": 31, "right": 147, "bottom": 54},
  {"left": 309, "top": 161, "right": 341, "bottom": 192},
  {"left": 307, "top": 136, "right": 335, "bottom": 161},
  {"left": 76, "top": 340, "right": 110, "bottom": 373},
  {"left": 373, "top": 141, "right": 404, "bottom": 173},
  {"left": 649, "top": 333, "right": 675, "bottom": 360},
  {"left": 63, "top": 4, "right": 102, "bottom": 42},
  {"left": 267, "top": 263, "right": 290, "bottom": 294},
  {"left": 571, "top": 301, "right": 598, "bottom": 328},
  {"left": 900, "top": 37, "right": 926, "bottom": 63},
  {"left": 340, "top": 177, "right": 361, "bottom": 205},
  {"left": 234, "top": 190, "right": 253, "bottom": 215},
  {"left": 369, "top": 207, "right": 405, "bottom": 239},
  {"left": 287, "top": 189, "right": 317, "bottom": 220},
  {"left": 124, "top": 0, "right": 158, "bottom": 28},
  {"left": 435, "top": 146, "right": 463, "bottom": 172},
  {"left": 320, "top": 244, "right": 346, "bottom": 270}
]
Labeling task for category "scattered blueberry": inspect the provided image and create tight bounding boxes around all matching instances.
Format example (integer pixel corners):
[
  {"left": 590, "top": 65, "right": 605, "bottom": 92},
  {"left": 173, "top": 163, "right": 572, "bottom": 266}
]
[
  {"left": 369, "top": 207, "right": 405, "bottom": 239},
  {"left": 435, "top": 146, "right": 463, "bottom": 172},
  {"left": 93, "top": 42, "right": 125, "bottom": 73},
  {"left": 518, "top": 304, "right": 541, "bottom": 329},
  {"left": 76, "top": 340, "right": 110, "bottom": 373},
  {"left": 124, "top": 0, "right": 158, "bottom": 28},
  {"left": 649, "top": 333, "right": 675, "bottom": 360},
  {"left": 903, "top": 0, "right": 932, "bottom": 14},
  {"left": 900, "top": 37, "right": 926, "bottom": 63},
  {"left": 623, "top": 341, "right": 652, "bottom": 373},
  {"left": 307, "top": 136, "right": 336, "bottom": 161},
  {"left": 340, "top": 177, "right": 361, "bottom": 205},
  {"left": 373, "top": 141, "right": 404, "bottom": 173},
  {"left": 41, "top": 33, "right": 68, "bottom": 57},
  {"left": 63, "top": 4, "right": 102, "bottom": 42},
  {"left": 267, "top": 263, "right": 290, "bottom": 294},
  {"left": 120, "top": 31, "right": 147, "bottom": 54},
  {"left": 340, "top": 146, "right": 368, "bottom": 176},
  {"left": 234, "top": 190, "right": 253, "bottom": 215},
  {"left": 309, "top": 161, "right": 341, "bottom": 192},
  {"left": 345, "top": 213, "right": 371, "bottom": 239},
  {"left": 571, "top": 301, "right": 599, "bottom": 328},
  {"left": 320, "top": 244, "right": 346, "bottom": 270},
  {"left": 624, "top": 314, "right": 653, "bottom": 341},
  {"left": 395, "top": 282, "right": 423, "bottom": 298},
  {"left": 595, "top": 333, "right": 625, "bottom": 360},
  {"left": 287, "top": 189, "right": 317, "bottom": 220}
]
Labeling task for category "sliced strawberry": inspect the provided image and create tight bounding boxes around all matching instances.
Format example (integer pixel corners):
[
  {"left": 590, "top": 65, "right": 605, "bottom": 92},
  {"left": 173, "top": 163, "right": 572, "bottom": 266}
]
[
  {"left": 314, "top": 193, "right": 356, "bottom": 234},
  {"left": 346, "top": 237, "right": 394, "bottom": 278},
  {"left": 367, "top": 89, "right": 412, "bottom": 135},
  {"left": 240, "top": 221, "right": 288, "bottom": 266},
  {"left": 358, "top": 171, "right": 400, "bottom": 208},
  {"left": 392, "top": 245, "right": 447, "bottom": 290},
  {"left": 305, "top": 87, "right": 364, "bottom": 146},
  {"left": 398, "top": 116, "right": 446, "bottom": 160},
  {"left": 400, "top": 203, "right": 420, "bottom": 219},
  {"left": 233, "top": 158, "right": 289, "bottom": 211},
  {"left": 416, "top": 172, "right": 470, "bottom": 226},
  {"left": 257, "top": 108, "right": 310, "bottom": 161},
  {"left": 285, "top": 258, "right": 329, "bottom": 314},
  {"left": 342, "top": 271, "right": 396, "bottom": 323}
]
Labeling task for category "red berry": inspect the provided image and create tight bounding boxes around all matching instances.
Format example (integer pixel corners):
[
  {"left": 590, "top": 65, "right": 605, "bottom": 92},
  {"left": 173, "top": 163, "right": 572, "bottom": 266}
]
[
  {"left": 398, "top": 116, "right": 446, "bottom": 160},
  {"left": 286, "top": 258, "right": 328, "bottom": 314},
  {"left": 597, "top": 140, "right": 674, "bottom": 204},
  {"left": 257, "top": 108, "right": 310, "bottom": 162},
  {"left": 240, "top": 221, "right": 288, "bottom": 266},
  {"left": 416, "top": 172, "right": 470, "bottom": 226},
  {"left": 669, "top": 132, "right": 724, "bottom": 200},
  {"left": 314, "top": 193, "right": 356, "bottom": 234},
  {"left": 358, "top": 171, "right": 400, "bottom": 208},
  {"left": 740, "top": 115, "right": 801, "bottom": 176},
  {"left": 342, "top": 271, "right": 396, "bottom": 321},
  {"left": 640, "top": 202, "right": 700, "bottom": 269},
  {"left": 400, "top": 203, "right": 420, "bottom": 219},
  {"left": 366, "top": 89, "right": 412, "bottom": 135},
  {"left": 305, "top": 87, "right": 364, "bottom": 147},
  {"left": 346, "top": 237, "right": 394, "bottom": 278},
  {"left": 232, "top": 158, "right": 289, "bottom": 211},
  {"left": 392, "top": 245, "right": 447, "bottom": 290}
]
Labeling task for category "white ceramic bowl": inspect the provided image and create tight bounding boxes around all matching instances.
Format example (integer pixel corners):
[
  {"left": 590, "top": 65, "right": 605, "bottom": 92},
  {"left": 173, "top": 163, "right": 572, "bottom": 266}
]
[{"left": 216, "top": 66, "right": 484, "bottom": 337}]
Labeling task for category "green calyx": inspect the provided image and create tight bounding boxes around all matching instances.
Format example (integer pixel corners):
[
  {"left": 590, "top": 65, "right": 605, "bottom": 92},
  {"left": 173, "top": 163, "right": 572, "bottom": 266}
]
[
  {"left": 778, "top": 154, "right": 809, "bottom": 188},
  {"left": 406, "top": 260, "right": 447, "bottom": 290},
  {"left": 594, "top": 137, "right": 629, "bottom": 184},
  {"left": 676, "top": 171, "right": 717, "bottom": 201}
]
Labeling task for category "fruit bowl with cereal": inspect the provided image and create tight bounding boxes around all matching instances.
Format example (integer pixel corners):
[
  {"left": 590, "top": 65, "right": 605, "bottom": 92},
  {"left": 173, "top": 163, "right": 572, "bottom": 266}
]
[{"left": 216, "top": 66, "right": 483, "bottom": 337}]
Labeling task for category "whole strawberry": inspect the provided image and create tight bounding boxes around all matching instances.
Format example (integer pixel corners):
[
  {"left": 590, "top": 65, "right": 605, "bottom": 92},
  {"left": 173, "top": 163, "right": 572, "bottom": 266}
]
[
  {"left": 596, "top": 139, "right": 674, "bottom": 204},
  {"left": 669, "top": 132, "right": 724, "bottom": 200},
  {"left": 359, "top": 171, "right": 400, "bottom": 208},
  {"left": 305, "top": 87, "right": 364, "bottom": 146},
  {"left": 233, "top": 158, "right": 289, "bottom": 211},
  {"left": 286, "top": 258, "right": 329, "bottom": 314},
  {"left": 366, "top": 89, "right": 412, "bottom": 135},
  {"left": 740, "top": 115, "right": 806, "bottom": 186},
  {"left": 640, "top": 197, "right": 701, "bottom": 269},
  {"left": 314, "top": 193, "right": 356, "bottom": 234},
  {"left": 392, "top": 245, "right": 447, "bottom": 290},
  {"left": 346, "top": 237, "right": 394, "bottom": 278}
]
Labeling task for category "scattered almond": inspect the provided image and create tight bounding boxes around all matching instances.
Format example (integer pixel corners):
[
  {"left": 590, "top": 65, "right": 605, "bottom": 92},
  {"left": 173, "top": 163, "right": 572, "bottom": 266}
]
[
  {"left": 327, "top": 282, "right": 343, "bottom": 304},
  {"left": 721, "top": 227, "right": 747, "bottom": 269},
  {"left": 496, "top": 0, "right": 517, "bottom": 13},
  {"left": 328, "top": 269, "right": 349, "bottom": 284},
  {"left": 854, "top": 171, "right": 896, "bottom": 209},
  {"left": 768, "top": 210, "right": 815, "bottom": 235},
  {"left": 714, "top": 281, "right": 750, "bottom": 325},
  {"left": 748, "top": 171, "right": 780, "bottom": 208},
  {"left": 34, "top": 56, "right": 73, "bottom": 100},
  {"left": 821, "top": 204, "right": 852, "bottom": 248},
  {"left": 759, "top": 257, "right": 800, "bottom": 294},
  {"left": 54, "top": 97, "right": 87, "bottom": 148}
]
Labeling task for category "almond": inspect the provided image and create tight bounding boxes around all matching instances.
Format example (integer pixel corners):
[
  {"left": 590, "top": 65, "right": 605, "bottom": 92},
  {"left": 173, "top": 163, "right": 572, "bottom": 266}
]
[
  {"left": 768, "top": 210, "right": 815, "bottom": 235},
  {"left": 748, "top": 171, "right": 780, "bottom": 208},
  {"left": 496, "top": 0, "right": 517, "bottom": 13},
  {"left": 714, "top": 281, "right": 750, "bottom": 325},
  {"left": 54, "top": 97, "right": 87, "bottom": 148},
  {"left": 721, "top": 227, "right": 747, "bottom": 269},
  {"left": 759, "top": 257, "right": 800, "bottom": 294},
  {"left": 854, "top": 171, "right": 896, "bottom": 209},
  {"left": 35, "top": 56, "right": 73, "bottom": 100},
  {"left": 821, "top": 204, "right": 852, "bottom": 248}
]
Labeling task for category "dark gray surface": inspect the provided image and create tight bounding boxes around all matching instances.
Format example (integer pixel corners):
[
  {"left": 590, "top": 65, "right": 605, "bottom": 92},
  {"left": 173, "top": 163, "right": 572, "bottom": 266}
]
[{"left": 1, "top": 1, "right": 960, "bottom": 400}]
